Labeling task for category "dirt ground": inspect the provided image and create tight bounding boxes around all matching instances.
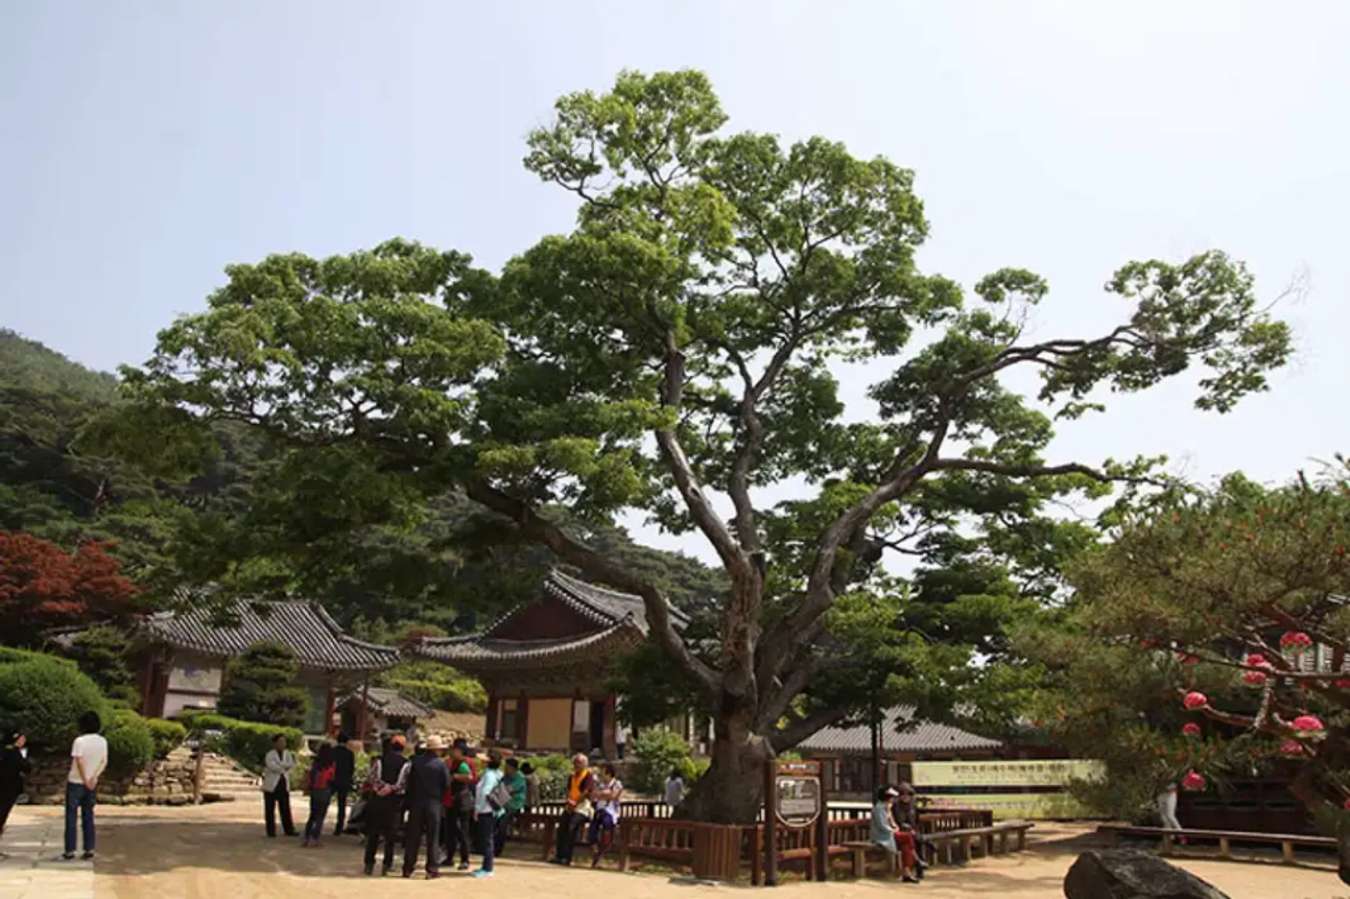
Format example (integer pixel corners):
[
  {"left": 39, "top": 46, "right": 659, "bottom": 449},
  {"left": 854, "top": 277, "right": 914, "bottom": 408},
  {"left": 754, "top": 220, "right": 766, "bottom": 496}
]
[{"left": 4, "top": 801, "right": 1347, "bottom": 899}]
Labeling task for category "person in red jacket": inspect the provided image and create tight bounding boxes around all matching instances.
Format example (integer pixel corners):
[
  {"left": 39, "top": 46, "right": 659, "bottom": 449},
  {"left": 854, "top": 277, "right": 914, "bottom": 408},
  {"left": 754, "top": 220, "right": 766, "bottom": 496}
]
[{"left": 302, "top": 743, "right": 338, "bottom": 847}]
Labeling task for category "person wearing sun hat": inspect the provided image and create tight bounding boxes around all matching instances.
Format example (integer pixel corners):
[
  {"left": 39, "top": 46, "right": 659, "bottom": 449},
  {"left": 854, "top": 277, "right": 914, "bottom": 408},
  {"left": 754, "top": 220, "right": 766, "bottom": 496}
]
[
  {"left": 362, "top": 734, "right": 410, "bottom": 875},
  {"left": 401, "top": 734, "right": 450, "bottom": 879}
]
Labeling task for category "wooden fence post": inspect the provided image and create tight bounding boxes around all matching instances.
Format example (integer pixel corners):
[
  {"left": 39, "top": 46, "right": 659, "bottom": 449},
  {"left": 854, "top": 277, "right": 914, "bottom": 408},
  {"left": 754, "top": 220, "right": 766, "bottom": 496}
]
[{"left": 764, "top": 759, "right": 778, "bottom": 886}]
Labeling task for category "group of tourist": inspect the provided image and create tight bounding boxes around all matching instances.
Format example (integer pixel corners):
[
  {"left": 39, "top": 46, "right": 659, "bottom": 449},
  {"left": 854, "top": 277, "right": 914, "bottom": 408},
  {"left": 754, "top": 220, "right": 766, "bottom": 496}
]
[{"left": 262, "top": 731, "right": 538, "bottom": 879}]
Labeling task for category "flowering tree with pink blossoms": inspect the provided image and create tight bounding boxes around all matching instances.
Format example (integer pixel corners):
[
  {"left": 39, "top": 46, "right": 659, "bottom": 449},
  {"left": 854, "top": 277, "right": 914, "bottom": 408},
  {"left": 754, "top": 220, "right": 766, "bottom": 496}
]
[{"left": 1024, "top": 466, "right": 1350, "bottom": 824}]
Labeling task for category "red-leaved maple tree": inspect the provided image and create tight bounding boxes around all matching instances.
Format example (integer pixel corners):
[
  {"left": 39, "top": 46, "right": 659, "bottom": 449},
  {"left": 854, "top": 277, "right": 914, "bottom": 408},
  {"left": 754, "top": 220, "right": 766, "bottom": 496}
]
[{"left": 0, "top": 531, "right": 140, "bottom": 645}]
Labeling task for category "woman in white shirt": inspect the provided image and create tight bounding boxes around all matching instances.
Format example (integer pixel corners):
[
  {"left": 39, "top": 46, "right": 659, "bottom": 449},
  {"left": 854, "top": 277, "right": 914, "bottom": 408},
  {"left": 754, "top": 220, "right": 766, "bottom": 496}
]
[
  {"left": 261, "top": 734, "right": 298, "bottom": 837},
  {"left": 588, "top": 763, "right": 624, "bottom": 868},
  {"left": 64, "top": 711, "right": 107, "bottom": 860}
]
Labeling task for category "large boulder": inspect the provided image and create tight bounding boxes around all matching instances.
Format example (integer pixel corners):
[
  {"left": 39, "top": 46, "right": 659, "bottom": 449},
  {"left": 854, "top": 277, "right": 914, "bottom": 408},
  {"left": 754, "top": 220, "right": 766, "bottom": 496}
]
[{"left": 1064, "top": 849, "right": 1230, "bottom": 899}]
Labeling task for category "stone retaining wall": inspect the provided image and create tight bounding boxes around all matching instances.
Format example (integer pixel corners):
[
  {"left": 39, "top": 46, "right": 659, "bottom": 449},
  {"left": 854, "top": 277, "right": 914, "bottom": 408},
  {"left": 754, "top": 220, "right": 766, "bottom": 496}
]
[{"left": 20, "top": 744, "right": 203, "bottom": 806}]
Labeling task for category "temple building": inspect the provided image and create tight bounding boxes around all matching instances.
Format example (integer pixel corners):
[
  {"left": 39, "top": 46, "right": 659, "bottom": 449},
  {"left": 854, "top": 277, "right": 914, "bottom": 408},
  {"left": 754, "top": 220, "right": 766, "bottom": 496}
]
[
  {"left": 134, "top": 599, "right": 400, "bottom": 736},
  {"left": 413, "top": 569, "right": 690, "bottom": 757},
  {"left": 798, "top": 706, "right": 1005, "bottom": 798}
]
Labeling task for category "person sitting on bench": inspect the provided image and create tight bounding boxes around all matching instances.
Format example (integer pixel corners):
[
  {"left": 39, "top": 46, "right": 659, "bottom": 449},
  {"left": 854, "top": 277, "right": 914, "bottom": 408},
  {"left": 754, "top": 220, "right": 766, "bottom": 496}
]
[{"left": 871, "top": 786, "right": 918, "bottom": 883}]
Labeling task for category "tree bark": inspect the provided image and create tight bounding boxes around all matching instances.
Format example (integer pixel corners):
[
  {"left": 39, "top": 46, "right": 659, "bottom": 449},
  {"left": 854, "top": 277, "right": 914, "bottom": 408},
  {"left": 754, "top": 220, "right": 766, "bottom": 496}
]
[{"left": 679, "top": 704, "right": 773, "bottom": 824}]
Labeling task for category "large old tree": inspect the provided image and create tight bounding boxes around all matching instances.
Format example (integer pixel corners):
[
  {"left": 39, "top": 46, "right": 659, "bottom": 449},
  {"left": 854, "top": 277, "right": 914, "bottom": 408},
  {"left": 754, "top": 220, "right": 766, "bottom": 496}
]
[{"left": 116, "top": 71, "right": 1290, "bottom": 822}]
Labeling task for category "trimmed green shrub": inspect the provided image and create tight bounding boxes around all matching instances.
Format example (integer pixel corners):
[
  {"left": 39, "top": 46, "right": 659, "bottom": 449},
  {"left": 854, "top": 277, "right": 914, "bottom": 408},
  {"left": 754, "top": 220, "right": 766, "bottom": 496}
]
[
  {"left": 146, "top": 717, "right": 187, "bottom": 758},
  {"left": 178, "top": 710, "right": 303, "bottom": 774},
  {"left": 217, "top": 641, "right": 309, "bottom": 729},
  {"left": 630, "top": 727, "right": 695, "bottom": 794},
  {"left": 0, "top": 655, "right": 108, "bottom": 753},
  {"left": 0, "top": 646, "right": 77, "bottom": 668},
  {"left": 105, "top": 708, "right": 155, "bottom": 779}
]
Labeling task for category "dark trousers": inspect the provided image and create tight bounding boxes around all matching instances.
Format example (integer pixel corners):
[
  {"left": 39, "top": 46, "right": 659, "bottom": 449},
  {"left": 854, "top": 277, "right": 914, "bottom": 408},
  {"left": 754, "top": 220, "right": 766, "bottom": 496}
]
[
  {"left": 555, "top": 810, "right": 587, "bottom": 863},
  {"left": 476, "top": 812, "right": 496, "bottom": 872},
  {"left": 493, "top": 809, "right": 516, "bottom": 855},
  {"left": 442, "top": 806, "right": 471, "bottom": 864},
  {"left": 363, "top": 797, "right": 400, "bottom": 871},
  {"left": 333, "top": 787, "right": 351, "bottom": 834},
  {"left": 304, "top": 788, "right": 332, "bottom": 840},
  {"left": 264, "top": 781, "right": 296, "bottom": 836},
  {"left": 0, "top": 788, "right": 18, "bottom": 833},
  {"left": 63, "top": 782, "right": 96, "bottom": 854},
  {"left": 403, "top": 801, "right": 442, "bottom": 877}
]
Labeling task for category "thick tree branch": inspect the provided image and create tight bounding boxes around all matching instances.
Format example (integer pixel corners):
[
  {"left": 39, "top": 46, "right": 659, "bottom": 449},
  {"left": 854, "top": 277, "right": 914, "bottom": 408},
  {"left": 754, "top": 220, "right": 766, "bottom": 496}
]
[
  {"left": 655, "top": 332, "right": 753, "bottom": 583},
  {"left": 770, "top": 704, "right": 849, "bottom": 753}
]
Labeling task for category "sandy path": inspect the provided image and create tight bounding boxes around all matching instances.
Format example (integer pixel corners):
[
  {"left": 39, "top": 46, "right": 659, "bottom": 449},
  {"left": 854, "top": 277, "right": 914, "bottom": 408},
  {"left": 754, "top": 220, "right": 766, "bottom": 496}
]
[{"left": 3, "top": 802, "right": 1344, "bottom": 898}]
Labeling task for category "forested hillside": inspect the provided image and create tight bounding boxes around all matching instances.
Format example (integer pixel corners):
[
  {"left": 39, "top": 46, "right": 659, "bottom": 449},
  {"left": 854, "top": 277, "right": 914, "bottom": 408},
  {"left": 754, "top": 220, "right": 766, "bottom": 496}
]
[{"left": 0, "top": 329, "right": 725, "bottom": 631}]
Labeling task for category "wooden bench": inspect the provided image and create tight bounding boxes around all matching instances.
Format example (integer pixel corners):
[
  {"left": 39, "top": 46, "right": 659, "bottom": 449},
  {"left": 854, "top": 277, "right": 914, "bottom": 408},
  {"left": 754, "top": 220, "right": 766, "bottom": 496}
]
[
  {"left": 1097, "top": 824, "right": 1336, "bottom": 865},
  {"left": 925, "top": 821, "right": 1034, "bottom": 865},
  {"left": 841, "top": 841, "right": 901, "bottom": 877}
]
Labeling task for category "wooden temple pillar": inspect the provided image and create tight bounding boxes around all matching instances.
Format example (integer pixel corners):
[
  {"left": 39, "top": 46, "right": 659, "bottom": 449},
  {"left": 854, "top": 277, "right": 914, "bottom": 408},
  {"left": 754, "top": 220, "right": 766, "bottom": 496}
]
[
  {"left": 485, "top": 694, "right": 499, "bottom": 742},
  {"left": 355, "top": 675, "right": 371, "bottom": 747},
  {"left": 518, "top": 694, "right": 530, "bottom": 748},
  {"left": 323, "top": 677, "right": 337, "bottom": 738},
  {"left": 602, "top": 694, "right": 619, "bottom": 759}
]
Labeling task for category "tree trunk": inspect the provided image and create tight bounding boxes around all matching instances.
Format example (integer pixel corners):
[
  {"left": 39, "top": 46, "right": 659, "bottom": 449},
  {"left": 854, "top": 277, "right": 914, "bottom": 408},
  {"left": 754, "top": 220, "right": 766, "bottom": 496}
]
[{"left": 679, "top": 705, "right": 773, "bottom": 824}]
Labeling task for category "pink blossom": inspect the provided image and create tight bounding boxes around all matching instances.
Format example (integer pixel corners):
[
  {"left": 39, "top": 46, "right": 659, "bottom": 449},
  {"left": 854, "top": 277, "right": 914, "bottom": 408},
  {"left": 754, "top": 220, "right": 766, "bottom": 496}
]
[
  {"left": 1279, "top": 740, "right": 1305, "bottom": 756},
  {"left": 1182, "top": 691, "right": 1208, "bottom": 710},
  {"left": 1291, "top": 715, "right": 1325, "bottom": 734},
  {"left": 1241, "top": 670, "right": 1268, "bottom": 686},
  {"left": 1181, "top": 771, "right": 1206, "bottom": 791},
  {"left": 1343, "top": 797, "right": 1350, "bottom": 811},
  {"left": 1244, "top": 653, "right": 1269, "bottom": 668},
  {"left": 1335, "top": 678, "right": 1350, "bottom": 690},
  {"left": 1280, "top": 631, "right": 1313, "bottom": 650},
  {"left": 1177, "top": 652, "right": 1199, "bottom": 666},
  {"left": 1181, "top": 723, "right": 1202, "bottom": 737}
]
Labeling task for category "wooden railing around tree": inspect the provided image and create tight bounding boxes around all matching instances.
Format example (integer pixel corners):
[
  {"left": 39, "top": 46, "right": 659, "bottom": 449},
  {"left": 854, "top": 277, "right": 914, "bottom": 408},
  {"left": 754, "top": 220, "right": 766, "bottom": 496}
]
[{"left": 513, "top": 802, "right": 1000, "bottom": 881}]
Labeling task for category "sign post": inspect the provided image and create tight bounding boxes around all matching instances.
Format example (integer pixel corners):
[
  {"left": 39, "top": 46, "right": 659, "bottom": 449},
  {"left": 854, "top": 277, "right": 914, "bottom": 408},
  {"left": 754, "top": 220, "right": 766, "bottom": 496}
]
[{"left": 762, "top": 759, "right": 826, "bottom": 886}]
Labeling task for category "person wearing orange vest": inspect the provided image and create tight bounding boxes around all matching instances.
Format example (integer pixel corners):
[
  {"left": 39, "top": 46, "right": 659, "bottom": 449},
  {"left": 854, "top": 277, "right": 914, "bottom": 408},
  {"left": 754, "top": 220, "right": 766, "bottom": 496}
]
[{"left": 551, "top": 753, "right": 594, "bottom": 865}]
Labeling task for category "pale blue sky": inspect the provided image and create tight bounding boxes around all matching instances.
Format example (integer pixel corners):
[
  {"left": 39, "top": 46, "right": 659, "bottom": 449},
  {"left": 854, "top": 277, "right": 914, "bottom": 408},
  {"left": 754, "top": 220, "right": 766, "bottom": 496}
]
[{"left": 4, "top": 1, "right": 1348, "bottom": 560}]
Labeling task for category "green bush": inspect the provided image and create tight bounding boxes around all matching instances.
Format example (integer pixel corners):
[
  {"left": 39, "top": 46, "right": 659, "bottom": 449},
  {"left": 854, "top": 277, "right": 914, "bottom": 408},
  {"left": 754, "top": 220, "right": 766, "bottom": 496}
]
[
  {"left": 0, "top": 646, "right": 77, "bottom": 668},
  {"left": 146, "top": 717, "right": 187, "bottom": 758},
  {"left": 381, "top": 659, "right": 486, "bottom": 712},
  {"left": 630, "top": 727, "right": 694, "bottom": 794},
  {"left": 105, "top": 708, "right": 155, "bottom": 779},
  {"left": 217, "top": 641, "right": 309, "bottom": 729},
  {"left": 525, "top": 753, "right": 574, "bottom": 801},
  {"left": 178, "top": 710, "right": 303, "bottom": 774},
  {"left": 388, "top": 677, "right": 486, "bottom": 713},
  {"left": 61, "top": 626, "right": 139, "bottom": 706},
  {"left": 0, "top": 656, "right": 109, "bottom": 753}
]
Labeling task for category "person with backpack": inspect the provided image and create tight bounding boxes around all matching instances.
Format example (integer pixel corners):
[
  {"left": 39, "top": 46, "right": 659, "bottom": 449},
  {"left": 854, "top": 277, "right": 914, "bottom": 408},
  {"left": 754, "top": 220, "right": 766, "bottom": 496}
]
[
  {"left": 402, "top": 735, "right": 450, "bottom": 879},
  {"left": 362, "top": 734, "right": 409, "bottom": 876},
  {"left": 472, "top": 749, "right": 507, "bottom": 878},
  {"left": 440, "top": 739, "right": 476, "bottom": 870},
  {"left": 301, "top": 743, "right": 337, "bottom": 847}
]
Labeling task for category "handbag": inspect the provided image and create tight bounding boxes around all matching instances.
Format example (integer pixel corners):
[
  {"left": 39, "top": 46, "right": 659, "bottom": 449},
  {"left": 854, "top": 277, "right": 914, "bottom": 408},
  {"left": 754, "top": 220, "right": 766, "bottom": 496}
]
[{"left": 487, "top": 778, "right": 512, "bottom": 811}]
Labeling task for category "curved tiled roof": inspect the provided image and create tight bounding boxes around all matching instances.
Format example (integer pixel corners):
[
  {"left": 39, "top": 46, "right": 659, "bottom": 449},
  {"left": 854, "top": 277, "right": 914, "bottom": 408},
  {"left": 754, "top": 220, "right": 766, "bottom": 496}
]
[
  {"left": 141, "top": 599, "right": 400, "bottom": 672},
  {"left": 797, "top": 706, "right": 1003, "bottom": 755},
  {"left": 411, "top": 569, "right": 686, "bottom": 672},
  {"left": 415, "top": 619, "right": 647, "bottom": 670},
  {"left": 340, "top": 687, "right": 433, "bottom": 719}
]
